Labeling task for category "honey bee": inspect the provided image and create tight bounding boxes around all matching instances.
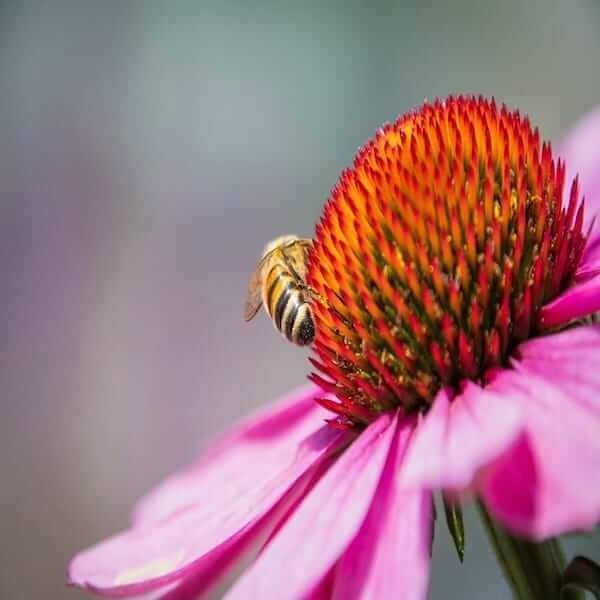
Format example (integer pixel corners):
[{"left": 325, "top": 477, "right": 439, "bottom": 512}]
[{"left": 244, "top": 235, "right": 316, "bottom": 346}]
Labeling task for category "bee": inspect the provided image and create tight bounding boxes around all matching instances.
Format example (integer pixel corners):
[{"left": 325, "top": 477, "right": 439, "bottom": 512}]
[{"left": 244, "top": 235, "right": 316, "bottom": 346}]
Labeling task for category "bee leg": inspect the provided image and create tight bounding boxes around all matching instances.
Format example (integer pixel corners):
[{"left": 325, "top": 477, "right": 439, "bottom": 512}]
[
  {"left": 301, "top": 285, "right": 354, "bottom": 327},
  {"left": 300, "top": 284, "right": 325, "bottom": 304}
]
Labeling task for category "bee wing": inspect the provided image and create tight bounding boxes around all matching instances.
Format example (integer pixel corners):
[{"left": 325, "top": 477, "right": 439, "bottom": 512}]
[
  {"left": 244, "top": 262, "right": 266, "bottom": 321},
  {"left": 243, "top": 249, "right": 278, "bottom": 321}
]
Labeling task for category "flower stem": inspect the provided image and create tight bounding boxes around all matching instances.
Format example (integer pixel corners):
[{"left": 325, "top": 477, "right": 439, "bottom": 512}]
[{"left": 476, "top": 501, "right": 582, "bottom": 600}]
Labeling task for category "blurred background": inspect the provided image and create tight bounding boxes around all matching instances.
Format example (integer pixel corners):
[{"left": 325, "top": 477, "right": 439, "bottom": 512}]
[{"left": 1, "top": 1, "right": 599, "bottom": 598}]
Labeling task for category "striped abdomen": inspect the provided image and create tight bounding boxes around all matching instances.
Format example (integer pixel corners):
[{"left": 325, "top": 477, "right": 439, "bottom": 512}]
[{"left": 262, "top": 263, "right": 315, "bottom": 346}]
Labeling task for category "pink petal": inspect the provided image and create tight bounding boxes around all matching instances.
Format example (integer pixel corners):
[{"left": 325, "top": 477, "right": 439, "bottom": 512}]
[
  {"left": 306, "top": 570, "right": 335, "bottom": 600},
  {"left": 226, "top": 412, "right": 398, "bottom": 600},
  {"left": 401, "top": 385, "right": 522, "bottom": 493},
  {"left": 332, "top": 417, "right": 432, "bottom": 600},
  {"left": 538, "top": 273, "right": 600, "bottom": 330},
  {"left": 134, "top": 384, "right": 331, "bottom": 526},
  {"left": 69, "top": 391, "right": 349, "bottom": 596},
  {"left": 516, "top": 325, "right": 600, "bottom": 413},
  {"left": 156, "top": 456, "right": 336, "bottom": 600},
  {"left": 576, "top": 233, "right": 600, "bottom": 282},
  {"left": 480, "top": 327, "right": 600, "bottom": 538},
  {"left": 542, "top": 104, "right": 600, "bottom": 327},
  {"left": 558, "top": 104, "right": 600, "bottom": 232}
]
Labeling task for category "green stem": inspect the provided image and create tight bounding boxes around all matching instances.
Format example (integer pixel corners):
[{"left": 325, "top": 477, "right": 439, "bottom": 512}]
[{"left": 477, "top": 501, "right": 582, "bottom": 600}]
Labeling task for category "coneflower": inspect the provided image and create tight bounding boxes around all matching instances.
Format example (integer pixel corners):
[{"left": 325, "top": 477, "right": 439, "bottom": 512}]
[{"left": 69, "top": 97, "right": 600, "bottom": 600}]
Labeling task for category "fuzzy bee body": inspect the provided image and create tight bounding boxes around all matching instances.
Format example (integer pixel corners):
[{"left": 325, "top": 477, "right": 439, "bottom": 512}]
[{"left": 244, "top": 235, "right": 315, "bottom": 346}]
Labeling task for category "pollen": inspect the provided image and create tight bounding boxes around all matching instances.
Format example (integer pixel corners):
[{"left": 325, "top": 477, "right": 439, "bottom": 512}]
[{"left": 307, "top": 96, "right": 586, "bottom": 427}]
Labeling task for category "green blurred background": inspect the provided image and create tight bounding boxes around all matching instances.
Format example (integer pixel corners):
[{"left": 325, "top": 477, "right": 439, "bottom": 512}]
[{"left": 1, "top": 1, "right": 599, "bottom": 598}]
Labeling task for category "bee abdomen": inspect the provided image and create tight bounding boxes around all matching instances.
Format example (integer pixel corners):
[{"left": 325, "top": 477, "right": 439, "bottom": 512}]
[
  {"left": 265, "top": 266, "right": 292, "bottom": 318},
  {"left": 279, "top": 294, "right": 314, "bottom": 345},
  {"left": 263, "top": 264, "right": 315, "bottom": 346},
  {"left": 288, "top": 302, "right": 315, "bottom": 346}
]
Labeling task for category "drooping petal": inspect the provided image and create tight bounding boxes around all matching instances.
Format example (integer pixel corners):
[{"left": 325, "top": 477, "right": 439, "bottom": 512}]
[
  {"left": 69, "top": 397, "right": 349, "bottom": 596},
  {"left": 306, "top": 570, "right": 336, "bottom": 600},
  {"left": 558, "top": 105, "right": 600, "bottom": 296},
  {"left": 154, "top": 456, "right": 336, "bottom": 600},
  {"left": 226, "top": 412, "right": 398, "bottom": 600},
  {"left": 400, "top": 385, "right": 522, "bottom": 492},
  {"left": 134, "top": 384, "right": 331, "bottom": 526},
  {"left": 576, "top": 233, "right": 600, "bottom": 283},
  {"left": 332, "top": 416, "right": 432, "bottom": 600},
  {"left": 480, "top": 326, "right": 600, "bottom": 538},
  {"left": 533, "top": 105, "right": 600, "bottom": 330},
  {"left": 558, "top": 105, "right": 600, "bottom": 231},
  {"left": 515, "top": 325, "right": 600, "bottom": 413},
  {"left": 538, "top": 274, "right": 600, "bottom": 329}
]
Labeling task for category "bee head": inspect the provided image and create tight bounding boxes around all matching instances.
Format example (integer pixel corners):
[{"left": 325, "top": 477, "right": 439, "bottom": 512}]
[{"left": 261, "top": 234, "right": 299, "bottom": 258}]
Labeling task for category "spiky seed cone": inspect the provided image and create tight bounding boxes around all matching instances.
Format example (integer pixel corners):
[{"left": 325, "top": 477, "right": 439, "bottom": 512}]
[{"left": 307, "top": 96, "right": 586, "bottom": 427}]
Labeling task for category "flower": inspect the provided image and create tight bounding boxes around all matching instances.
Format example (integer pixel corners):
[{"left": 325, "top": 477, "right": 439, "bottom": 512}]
[{"left": 69, "top": 97, "right": 600, "bottom": 599}]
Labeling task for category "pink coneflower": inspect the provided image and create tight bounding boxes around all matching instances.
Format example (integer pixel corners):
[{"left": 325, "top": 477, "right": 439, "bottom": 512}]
[{"left": 69, "top": 97, "right": 600, "bottom": 599}]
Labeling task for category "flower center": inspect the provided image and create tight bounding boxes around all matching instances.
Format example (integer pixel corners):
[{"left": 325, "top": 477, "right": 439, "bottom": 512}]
[{"left": 306, "top": 96, "right": 586, "bottom": 427}]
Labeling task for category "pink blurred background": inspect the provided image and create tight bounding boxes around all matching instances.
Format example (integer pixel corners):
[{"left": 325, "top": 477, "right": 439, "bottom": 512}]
[{"left": 1, "top": 2, "right": 599, "bottom": 598}]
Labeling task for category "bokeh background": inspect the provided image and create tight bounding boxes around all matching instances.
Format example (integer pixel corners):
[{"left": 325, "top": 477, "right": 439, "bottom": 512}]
[{"left": 2, "top": 1, "right": 600, "bottom": 598}]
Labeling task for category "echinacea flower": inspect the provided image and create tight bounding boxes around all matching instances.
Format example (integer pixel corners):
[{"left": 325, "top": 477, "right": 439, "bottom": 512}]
[{"left": 69, "top": 97, "right": 600, "bottom": 599}]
